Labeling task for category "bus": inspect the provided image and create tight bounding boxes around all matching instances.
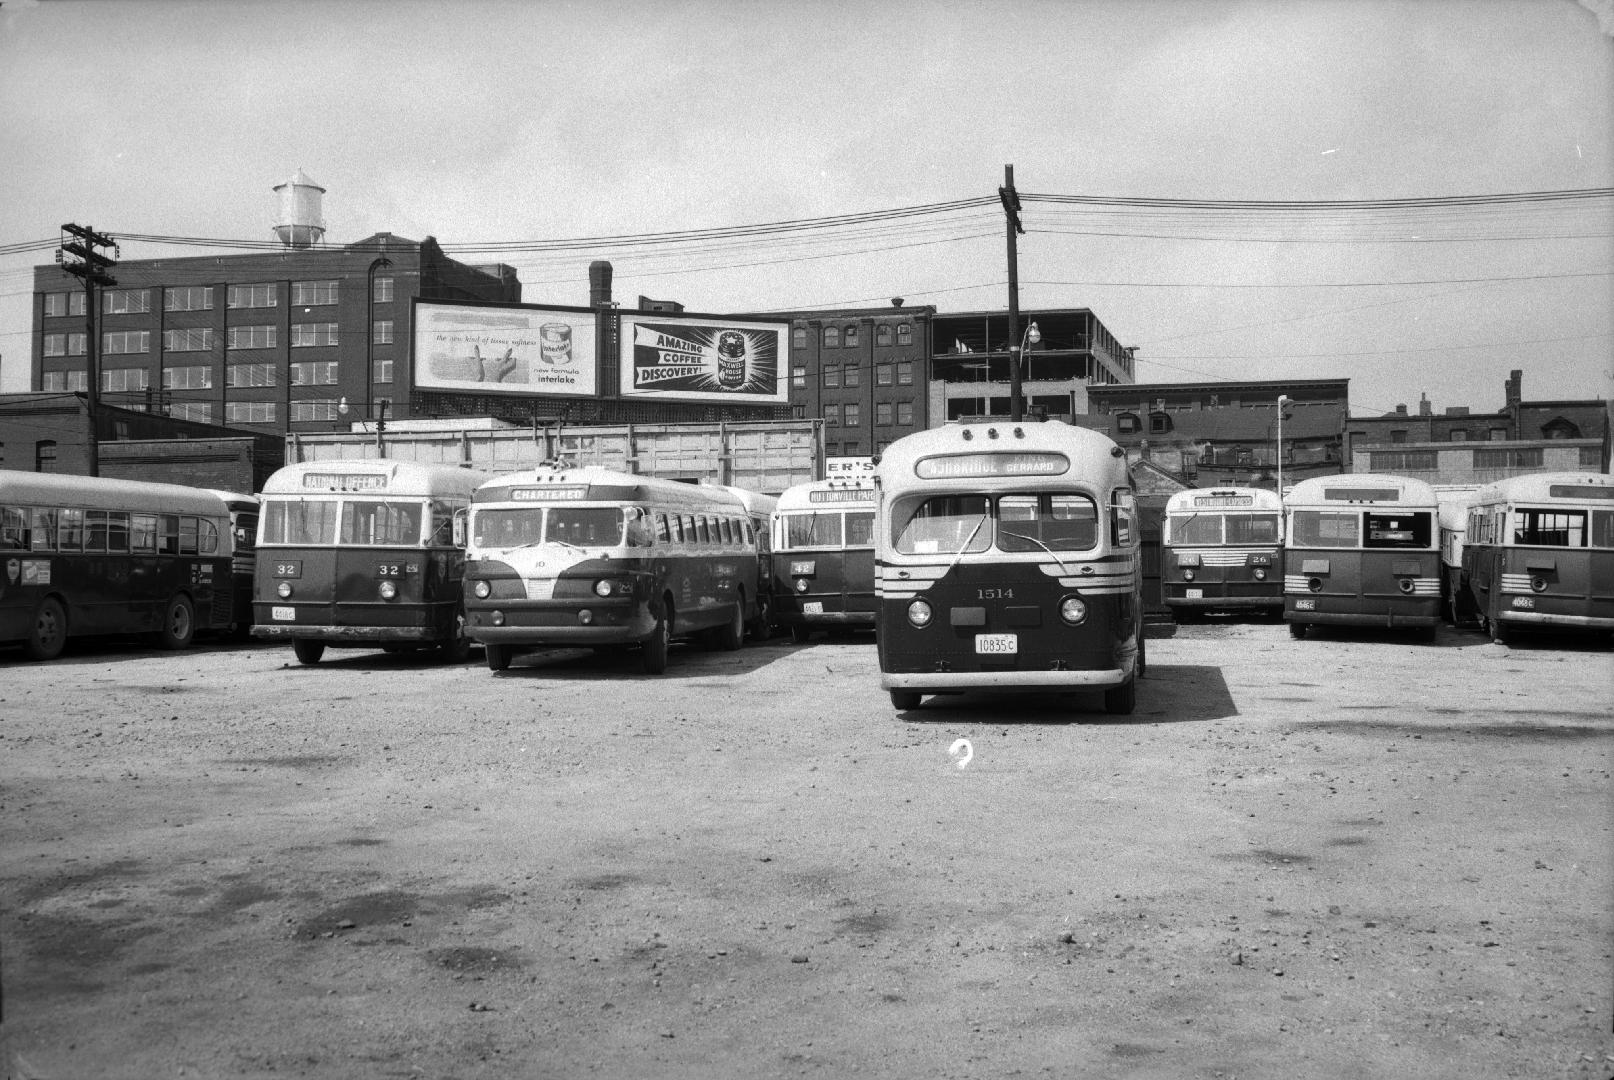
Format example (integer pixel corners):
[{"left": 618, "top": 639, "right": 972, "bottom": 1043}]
[
  {"left": 771, "top": 477, "right": 877, "bottom": 642},
  {"left": 1161, "top": 486, "right": 1283, "bottom": 620},
  {"left": 873, "top": 420, "right": 1144, "bottom": 714},
  {"left": 724, "top": 485, "right": 780, "bottom": 641},
  {"left": 1435, "top": 486, "right": 1480, "bottom": 628},
  {"left": 208, "top": 490, "right": 260, "bottom": 639},
  {"left": 0, "top": 469, "right": 248, "bottom": 660},
  {"left": 463, "top": 466, "right": 772, "bottom": 673},
  {"left": 1282, "top": 473, "right": 1441, "bottom": 640},
  {"left": 252, "top": 461, "right": 488, "bottom": 664},
  {"left": 1460, "top": 472, "right": 1614, "bottom": 644}
]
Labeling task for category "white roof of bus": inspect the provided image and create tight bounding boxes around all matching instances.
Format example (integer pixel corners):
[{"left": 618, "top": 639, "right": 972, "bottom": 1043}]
[
  {"left": 1470, "top": 471, "right": 1613, "bottom": 506},
  {"left": 1284, "top": 472, "right": 1439, "bottom": 507},
  {"left": 875, "top": 421, "right": 1128, "bottom": 489},
  {"left": 1164, "top": 486, "right": 1282, "bottom": 512},
  {"left": 0, "top": 468, "right": 233, "bottom": 516},
  {"left": 260, "top": 460, "right": 489, "bottom": 497}
]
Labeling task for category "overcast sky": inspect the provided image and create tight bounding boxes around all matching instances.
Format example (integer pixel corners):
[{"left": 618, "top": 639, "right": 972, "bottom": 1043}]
[{"left": 2, "top": 0, "right": 1610, "bottom": 417}]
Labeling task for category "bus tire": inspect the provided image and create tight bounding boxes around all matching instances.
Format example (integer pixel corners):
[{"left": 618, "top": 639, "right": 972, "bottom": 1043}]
[
  {"left": 1103, "top": 677, "right": 1136, "bottom": 716},
  {"left": 642, "top": 601, "right": 672, "bottom": 675},
  {"left": 791, "top": 623, "right": 812, "bottom": 644},
  {"left": 25, "top": 596, "right": 68, "bottom": 661},
  {"left": 292, "top": 639, "right": 325, "bottom": 665},
  {"left": 889, "top": 690, "right": 922, "bottom": 710},
  {"left": 158, "top": 594, "right": 195, "bottom": 651},
  {"left": 1288, "top": 622, "right": 1307, "bottom": 639},
  {"left": 718, "top": 597, "right": 745, "bottom": 651},
  {"left": 485, "top": 643, "right": 511, "bottom": 671}
]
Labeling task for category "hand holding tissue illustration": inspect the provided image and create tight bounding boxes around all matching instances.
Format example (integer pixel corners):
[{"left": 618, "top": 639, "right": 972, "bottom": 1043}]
[{"left": 472, "top": 345, "right": 518, "bottom": 383}]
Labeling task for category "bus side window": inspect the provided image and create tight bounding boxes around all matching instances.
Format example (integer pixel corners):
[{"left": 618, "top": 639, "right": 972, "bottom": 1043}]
[
  {"left": 1111, "top": 488, "right": 1137, "bottom": 546},
  {"left": 655, "top": 512, "right": 671, "bottom": 543},
  {"left": 626, "top": 509, "right": 654, "bottom": 548},
  {"left": 30, "top": 508, "right": 57, "bottom": 551},
  {"left": 107, "top": 511, "right": 131, "bottom": 553},
  {"left": 2, "top": 506, "right": 28, "bottom": 549},
  {"left": 58, "top": 508, "right": 85, "bottom": 552},
  {"left": 132, "top": 514, "right": 158, "bottom": 553},
  {"left": 199, "top": 519, "right": 220, "bottom": 554},
  {"left": 159, "top": 514, "right": 180, "bottom": 555},
  {"left": 179, "top": 516, "right": 201, "bottom": 556}
]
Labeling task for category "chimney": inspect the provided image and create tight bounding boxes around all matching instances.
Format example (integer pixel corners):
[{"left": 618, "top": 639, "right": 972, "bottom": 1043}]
[
  {"left": 1418, "top": 393, "right": 1431, "bottom": 417},
  {"left": 589, "top": 260, "right": 613, "bottom": 307},
  {"left": 1505, "top": 369, "right": 1522, "bottom": 410},
  {"left": 1395, "top": 404, "right": 1408, "bottom": 416}
]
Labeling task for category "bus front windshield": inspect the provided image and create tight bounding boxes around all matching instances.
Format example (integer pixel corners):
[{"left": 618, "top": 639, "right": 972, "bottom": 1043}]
[
  {"left": 474, "top": 506, "right": 632, "bottom": 549},
  {"left": 261, "top": 498, "right": 426, "bottom": 546},
  {"left": 894, "top": 493, "right": 1098, "bottom": 555}
]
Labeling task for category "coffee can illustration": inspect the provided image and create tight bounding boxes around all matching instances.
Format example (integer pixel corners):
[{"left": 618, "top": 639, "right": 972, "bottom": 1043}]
[
  {"left": 716, "top": 330, "right": 747, "bottom": 389},
  {"left": 539, "top": 323, "right": 572, "bottom": 365}
]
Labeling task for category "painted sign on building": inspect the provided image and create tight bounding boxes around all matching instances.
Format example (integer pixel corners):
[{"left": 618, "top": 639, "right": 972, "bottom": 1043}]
[
  {"left": 619, "top": 314, "right": 787, "bottom": 404},
  {"left": 414, "top": 300, "right": 598, "bottom": 397}
]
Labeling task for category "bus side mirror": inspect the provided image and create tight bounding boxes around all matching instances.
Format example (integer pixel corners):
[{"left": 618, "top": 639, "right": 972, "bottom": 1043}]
[{"left": 452, "top": 509, "right": 467, "bottom": 547}]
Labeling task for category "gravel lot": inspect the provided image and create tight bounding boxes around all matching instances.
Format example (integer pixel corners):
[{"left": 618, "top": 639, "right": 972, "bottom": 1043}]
[{"left": 1, "top": 619, "right": 1610, "bottom": 1079}]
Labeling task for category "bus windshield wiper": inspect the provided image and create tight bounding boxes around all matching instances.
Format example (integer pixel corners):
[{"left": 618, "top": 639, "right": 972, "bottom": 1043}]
[
  {"left": 947, "top": 514, "right": 989, "bottom": 573},
  {"left": 999, "top": 529, "right": 1071, "bottom": 577}
]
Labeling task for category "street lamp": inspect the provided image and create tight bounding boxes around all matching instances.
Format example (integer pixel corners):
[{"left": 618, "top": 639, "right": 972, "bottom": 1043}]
[
  {"left": 1276, "top": 394, "right": 1292, "bottom": 495},
  {"left": 338, "top": 396, "right": 389, "bottom": 454},
  {"left": 1009, "top": 320, "right": 1040, "bottom": 421}
]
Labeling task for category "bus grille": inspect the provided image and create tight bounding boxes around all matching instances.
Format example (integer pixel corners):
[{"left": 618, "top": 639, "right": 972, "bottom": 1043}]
[
  {"left": 524, "top": 579, "right": 556, "bottom": 601},
  {"left": 1179, "top": 548, "right": 1265, "bottom": 566},
  {"left": 1500, "top": 573, "right": 1535, "bottom": 594}
]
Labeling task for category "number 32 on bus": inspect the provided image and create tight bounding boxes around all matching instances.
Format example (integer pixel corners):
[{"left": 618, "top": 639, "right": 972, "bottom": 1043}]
[{"left": 874, "top": 421, "right": 1144, "bottom": 714}]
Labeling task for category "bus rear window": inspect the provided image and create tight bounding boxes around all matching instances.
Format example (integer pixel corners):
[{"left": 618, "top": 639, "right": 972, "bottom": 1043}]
[
  {"left": 1364, "top": 512, "right": 1432, "bottom": 549},
  {"left": 1291, "top": 510, "right": 1359, "bottom": 548},
  {"left": 1513, "top": 509, "right": 1586, "bottom": 548},
  {"left": 1593, "top": 510, "right": 1614, "bottom": 549}
]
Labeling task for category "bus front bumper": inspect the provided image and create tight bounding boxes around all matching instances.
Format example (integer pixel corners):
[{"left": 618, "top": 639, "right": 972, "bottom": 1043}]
[
  {"left": 881, "top": 666, "right": 1129, "bottom": 692},
  {"left": 252, "top": 625, "right": 444, "bottom": 643},
  {"left": 780, "top": 610, "right": 876, "bottom": 628}
]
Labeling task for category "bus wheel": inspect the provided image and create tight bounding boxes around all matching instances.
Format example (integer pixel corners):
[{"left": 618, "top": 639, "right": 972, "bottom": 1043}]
[
  {"left": 25, "top": 597, "right": 68, "bottom": 661},
  {"left": 718, "top": 598, "right": 745, "bottom": 651},
  {"left": 485, "top": 643, "right": 511, "bottom": 672},
  {"left": 791, "top": 623, "right": 812, "bottom": 645},
  {"left": 158, "top": 594, "right": 195, "bottom": 651},
  {"left": 1103, "top": 678, "right": 1136, "bottom": 716},
  {"left": 292, "top": 639, "right": 325, "bottom": 665},
  {"left": 642, "top": 603, "right": 672, "bottom": 675},
  {"left": 1288, "top": 622, "right": 1307, "bottom": 640},
  {"left": 889, "top": 690, "right": 922, "bottom": 710}
]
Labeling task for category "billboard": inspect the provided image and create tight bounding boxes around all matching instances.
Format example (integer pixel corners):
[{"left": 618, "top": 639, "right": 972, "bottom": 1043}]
[
  {"left": 414, "top": 301, "right": 598, "bottom": 397},
  {"left": 619, "top": 314, "right": 788, "bottom": 405}
]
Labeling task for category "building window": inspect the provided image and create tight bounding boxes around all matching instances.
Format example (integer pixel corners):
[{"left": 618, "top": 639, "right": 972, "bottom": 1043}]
[
  {"left": 1489, "top": 427, "right": 1509, "bottom": 441},
  {"left": 1449, "top": 430, "right": 1468, "bottom": 442},
  {"left": 163, "top": 365, "right": 212, "bottom": 390},
  {"left": 291, "top": 322, "right": 339, "bottom": 347},
  {"left": 292, "top": 280, "right": 339, "bottom": 306},
  {"left": 36, "top": 441, "right": 58, "bottom": 472},
  {"left": 1370, "top": 450, "right": 1437, "bottom": 471},
  {"left": 103, "top": 288, "right": 151, "bottom": 315},
  {"left": 1390, "top": 430, "right": 1407, "bottom": 444},
  {"left": 44, "top": 292, "right": 85, "bottom": 318},
  {"left": 290, "top": 361, "right": 339, "bottom": 385},
  {"left": 291, "top": 399, "right": 341, "bottom": 422},
  {"left": 823, "top": 326, "right": 840, "bottom": 349},
  {"left": 164, "top": 286, "right": 214, "bottom": 312},
  {"left": 373, "top": 276, "right": 394, "bottom": 303},
  {"left": 842, "top": 439, "right": 861, "bottom": 455},
  {"left": 372, "top": 320, "right": 393, "bottom": 345},
  {"left": 876, "top": 324, "right": 892, "bottom": 347},
  {"left": 1473, "top": 447, "right": 1543, "bottom": 469},
  {"left": 227, "top": 283, "right": 277, "bottom": 309},
  {"left": 226, "top": 401, "right": 278, "bottom": 424},
  {"left": 845, "top": 403, "right": 861, "bottom": 427},
  {"left": 227, "top": 325, "right": 277, "bottom": 350},
  {"left": 844, "top": 324, "right": 859, "bottom": 347},
  {"left": 1117, "top": 412, "right": 1141, "bottom": 435},
  {"left": 43, "top": 334, "right": 67, "bottom": 357},
  {"left": 792, "top": 365, "right": 806, "bottom": 389},
  {"left": 163, "top": 327, "right": 214, "bottom": 352},
  {"left": 227, "top": 363, "right": 277, "bottom": 388},
  {"left": 897, "top": 401, "right": 914, "bottom": 425},
  {"left": 102, "top": 331, "right": 151, "bottom": 355},
  {"left": 823, "top": 364, "right": 840, "bottom": 389},
  {"left": 102, "top": 368, "right": 149, "bottom": 392},
  {"left": 844, "top": 363, "right": 860, "bottom": 388},
  {"left": 41, "top": 370, "right": 88, "bottom": 392},
  {"left": 897, "top": 361, "right": 913, "bottom": 385},
  {"left": 1581, "top": 446, "right": 1603, "bottom": 467},
  {"left": 896, "top": 323, "right": 912, "bottom": 346},
  {"left": 1149, "top": 412, "right": 1172, "bottom": 434},
  {"left": 824, "top": 404, "right": 841, "bottom": 427},
  {"left": 374, "top": 358, "right": 394, "bottom": 384},
  {"left": 876, "top": 402, "right": 893, "bottom": 426},
  {"left": 169, "top": 402, "right": 214, "bottom": 423},
  {"left": 792, "top": 403, "right": 806, "bottom": 419},
  {"left": 876, "top": 364, "right": 893, "bottom": 387},
  {"left": 792, "top": 327, "right": 807, "bottom": 350}
]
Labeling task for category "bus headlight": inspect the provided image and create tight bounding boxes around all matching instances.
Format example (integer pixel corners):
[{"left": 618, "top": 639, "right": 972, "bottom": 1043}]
[
  {"left": 578, "top": 609, "right": 594, "bottom": 625},
  {"left": 1396, "top": 578, "right": 1414, "bottom": 595},
  {"left": 276, "top": 581, "right": 293, "bottom": 599},
  {"left": 379, "top": 580, "right": 398, "bottom": 600},
  {"left": 594, "top": 579, "right": 614, "bottom": 598},
  {"left": 1253, "top": 567, "right": 1267, "bottom": 581},
  {"left": 795, "top": 578, "right": 810, "bottom": 593},
  {"left": 491, "top": 610, "right": 505, "bottom": 627},
  {"left": 1530, "top": 576, "right": 1547, "bottom": 593},
  {"left": 1181, "top": 568, "right": 1196, "bottom": 582},
  {"left": 1059, "top": 597, "right": 1088, "bottom": 625},
  {"left": 473, "top": 579, "right": 492, "bottom": 599},
  {"left": 1308, "top": 577, "right": 1324, "bottom": 593},
  {"left": 907, "top": 599, "right": 933, "bottom": 628}
]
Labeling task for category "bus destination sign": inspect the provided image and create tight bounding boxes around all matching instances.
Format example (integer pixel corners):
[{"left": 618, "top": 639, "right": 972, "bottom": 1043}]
[
  {"left": 511, "top": 487, "right": 587, "bottom": 501},
  {"left": 915, "top": 452, "right": 1069, "bottom": 480},
  {"left": 808, "top": 488, "right": 876, "bottom": 504},
  {"left": 1193, "top": 495, "right": 1254, "bottom": 507},
  {"left": 302, "top": 473, "right": 388, "bottom": 492}
]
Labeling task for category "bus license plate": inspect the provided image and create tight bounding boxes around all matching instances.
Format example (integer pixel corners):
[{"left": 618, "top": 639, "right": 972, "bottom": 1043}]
[
  {"left": 272, "top": 606, "right": 296, "bottom": 621},
  {"left": 1185, "top": 588, "right": 1203, "bottom": 599},
  {"left": 803, "top": 601, "right": 824, "bottom": 615},
  {"left": 975, "top": 633, "right": 1017, "bottom": 655},
  {"left": 1293, "top": 598, "right": 1316, "bottom": 611}
]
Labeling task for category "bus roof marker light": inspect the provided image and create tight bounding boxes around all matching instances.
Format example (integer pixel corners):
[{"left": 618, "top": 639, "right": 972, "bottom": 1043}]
[
  {"left": 988, "top": 428, "right": 999, "bottom": 439},
  {"left": 961, "top": 429, "right": 973, "bottom": 441}
]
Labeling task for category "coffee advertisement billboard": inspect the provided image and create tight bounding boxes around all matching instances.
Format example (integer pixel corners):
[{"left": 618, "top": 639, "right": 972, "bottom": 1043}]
[{"left": 618, "top": 314, "right": 788, "bottom": 405}]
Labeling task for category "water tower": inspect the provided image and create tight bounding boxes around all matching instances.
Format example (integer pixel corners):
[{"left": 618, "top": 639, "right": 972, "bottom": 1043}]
[{"left": 272, "top": 169, "right": 326, "bottom": 248}]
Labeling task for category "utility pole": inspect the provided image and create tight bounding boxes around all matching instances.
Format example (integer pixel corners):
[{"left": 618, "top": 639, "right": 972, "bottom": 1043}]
[
  {"left": 999, "top": 165, "right": 1025, "bottom": 422},
  {"left": 57, "top": 224, "right": 118, "bottom": 476}
]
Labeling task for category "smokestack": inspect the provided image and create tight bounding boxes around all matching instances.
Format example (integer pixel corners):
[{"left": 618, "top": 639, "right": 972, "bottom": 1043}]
[
  {"left": 1418, "top": 393, "right": 1431, "bottom": 417},
  {"left": 1505, "top": 369, "right": 1522, "bottom": 410},
  {"left": 589, "top": 260, "right": 613, "bottom": 307}
]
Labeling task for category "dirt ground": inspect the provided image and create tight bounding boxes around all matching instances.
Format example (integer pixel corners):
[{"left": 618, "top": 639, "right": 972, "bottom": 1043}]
[{"left": 1, "top": 618, "right": 1610, "bottom": 1080}]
